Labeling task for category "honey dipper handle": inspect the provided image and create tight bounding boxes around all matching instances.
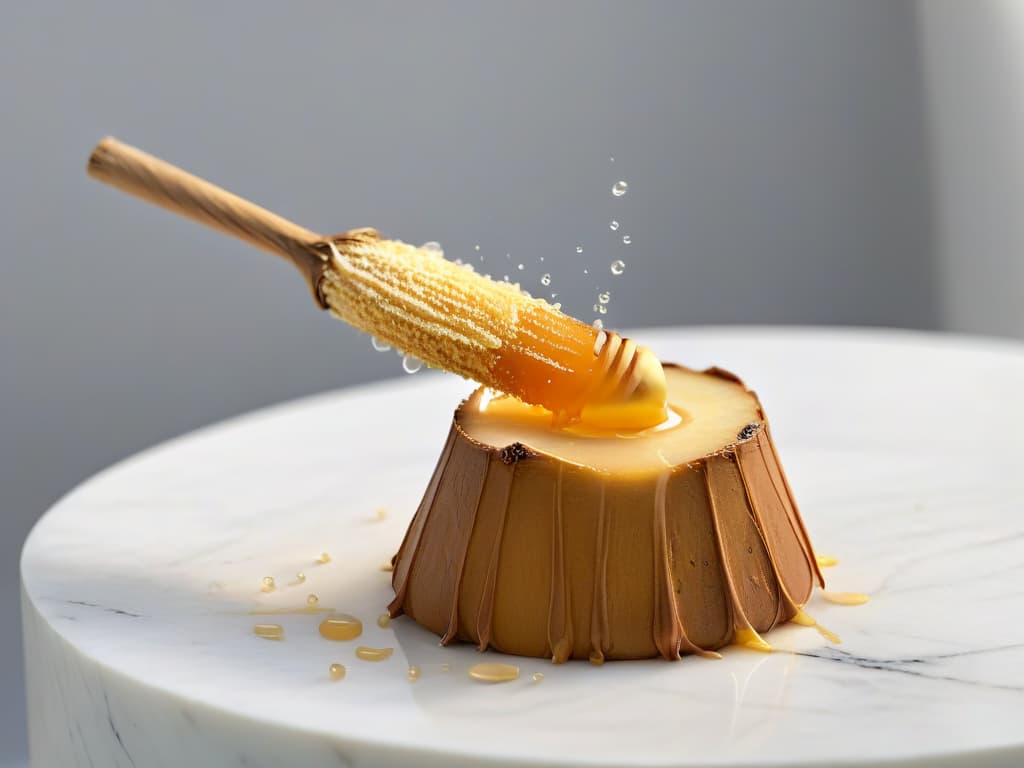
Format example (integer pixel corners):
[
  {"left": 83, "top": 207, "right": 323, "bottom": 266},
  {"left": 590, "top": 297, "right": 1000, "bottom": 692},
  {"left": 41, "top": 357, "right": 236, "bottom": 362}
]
[{"left": 87, "top": 137, "right": 331, "bottom": 304}]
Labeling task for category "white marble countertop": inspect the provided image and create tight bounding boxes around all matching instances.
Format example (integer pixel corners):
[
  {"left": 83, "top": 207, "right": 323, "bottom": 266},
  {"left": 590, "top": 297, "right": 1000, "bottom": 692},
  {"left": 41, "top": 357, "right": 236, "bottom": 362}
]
[{"left": 20, "top": 328, "right": 1024, "bottom": 767}]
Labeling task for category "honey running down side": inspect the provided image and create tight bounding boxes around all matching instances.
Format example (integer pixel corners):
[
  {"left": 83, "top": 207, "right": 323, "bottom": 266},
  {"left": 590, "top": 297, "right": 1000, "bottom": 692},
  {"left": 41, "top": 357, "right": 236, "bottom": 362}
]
[{"left": 389, "top": 364, "right": 825, "bottom": 662}]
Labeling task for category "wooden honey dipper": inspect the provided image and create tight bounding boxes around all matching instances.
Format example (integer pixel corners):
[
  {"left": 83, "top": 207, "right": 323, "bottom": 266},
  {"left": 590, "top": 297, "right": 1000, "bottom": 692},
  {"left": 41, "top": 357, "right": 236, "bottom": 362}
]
[{"left": 87, "top": 137, "right": 668, "bottom": 429}]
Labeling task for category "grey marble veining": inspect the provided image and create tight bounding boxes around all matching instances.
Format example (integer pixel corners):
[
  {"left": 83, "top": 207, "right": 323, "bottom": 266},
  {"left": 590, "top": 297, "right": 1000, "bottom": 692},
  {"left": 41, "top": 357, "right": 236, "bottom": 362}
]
[{"left": 20, "top": 329, "right": 1024, "bottom": 767}]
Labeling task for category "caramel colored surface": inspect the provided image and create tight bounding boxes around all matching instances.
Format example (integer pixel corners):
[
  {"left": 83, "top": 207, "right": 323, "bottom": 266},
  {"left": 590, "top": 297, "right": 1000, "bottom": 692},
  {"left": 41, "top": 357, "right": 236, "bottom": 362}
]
[{"left": 389, "top": 364, "right": 824, "bottom": 661}]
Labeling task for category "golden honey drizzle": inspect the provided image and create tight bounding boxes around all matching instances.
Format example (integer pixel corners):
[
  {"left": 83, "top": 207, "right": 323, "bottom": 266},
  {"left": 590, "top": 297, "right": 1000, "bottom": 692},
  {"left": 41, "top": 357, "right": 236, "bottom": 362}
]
[
  {"left": 376, "top": 613, "right": 392, "bottom": 629},
  {"left": 355, "top": 646, "right": 394, "bottom": 662},
  {"left": 790, "top": 608, "right": 841, "bottom": 644},
  {"left": 328, "top": 663, "right": 346, "bottom": 681},
  {"left": 734, "top": 627, "right": 773, "bottom": 653},
  {"left": 822, "top": 591, "right": 870, "bottom": 606},
  {"left": 468, "top": 662, "right": 520, "bottom": 682},
  {"left": 253, "top": 623, "right": 284, "bottom": 640},
  {"left": 816, "top": 554, "right": 839, "bottom": 568},
  {"left": 319, "top": 614, "right": 363, "bottom": 641}
]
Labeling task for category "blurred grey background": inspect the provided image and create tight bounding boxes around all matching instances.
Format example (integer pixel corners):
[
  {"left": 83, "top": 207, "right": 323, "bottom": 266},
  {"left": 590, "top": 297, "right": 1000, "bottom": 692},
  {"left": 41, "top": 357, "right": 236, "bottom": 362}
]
[{"left": 1, "top": 1, "right": 1020, "bottom": 763}]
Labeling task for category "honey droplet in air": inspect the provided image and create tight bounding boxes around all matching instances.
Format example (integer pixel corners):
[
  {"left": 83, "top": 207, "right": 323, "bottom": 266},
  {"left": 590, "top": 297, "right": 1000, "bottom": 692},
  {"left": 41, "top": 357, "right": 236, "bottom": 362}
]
[
  {"left": 319, "top": 614, "right": 363, "bottom": 641},
  {"left": 407, "top": 665, "right": 421, "bottom": 682},
  {"left": 253, "top": 623, "right": 284, "bottom": 641},
  {"left": 531, "top": 672, "right": 544, "bottom": 683},
  {"left": 328, "top": 663, "right": 346, "bottom": 681},
  {"left": 816, "top": 554, "right": 839, "bottom": 568},
  {"left": 260, "top": 576, "right": 275, "bottom": 593},
  {"left": 468, "top": 662, "right": 520, "bottom": 683},
  {"left": 355, "top": 646, "right": 394, "bottom": 662},
  {"left": 377, "top": 613, "right": 391, "bottom": 629},
  {"left": 822, "top": 591, "right": 870, "bottom": 606},
  {"left": 307, "top": 594, "right": 319, "bottom": 607}
]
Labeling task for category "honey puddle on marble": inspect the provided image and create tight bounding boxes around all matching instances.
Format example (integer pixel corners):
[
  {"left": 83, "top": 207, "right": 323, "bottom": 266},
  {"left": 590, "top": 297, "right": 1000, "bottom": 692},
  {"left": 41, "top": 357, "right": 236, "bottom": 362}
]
[
  {"left": 319, "top": 614, "right": 363, "bottom": 641},
  {"left": 468, "top": 662, "right": 520, "bottom": 683},
  {"left": 822, "top": 591, "right": 870, "bottom": 606},
  {"left": 734, "top": 627, "right": 772, "bottom": 653},
  {"left": 356, "top": 646, "right": 394, "bottom": 662}
]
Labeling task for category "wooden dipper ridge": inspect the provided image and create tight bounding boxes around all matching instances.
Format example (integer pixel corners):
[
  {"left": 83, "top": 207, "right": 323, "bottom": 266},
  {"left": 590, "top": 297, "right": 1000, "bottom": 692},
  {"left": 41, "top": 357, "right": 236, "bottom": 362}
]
[{"left": 87, "top": 137, "right": 668, "bottom": 429}]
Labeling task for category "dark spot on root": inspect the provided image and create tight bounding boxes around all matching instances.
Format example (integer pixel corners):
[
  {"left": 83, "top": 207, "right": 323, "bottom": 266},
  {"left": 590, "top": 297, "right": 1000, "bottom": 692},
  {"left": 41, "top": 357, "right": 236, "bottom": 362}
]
[
  {"left": 500, "top": 442, "right": 535, "bottom": 464},
  {"left": 736, "top": 422, "right": 761, "bottom": 441}
]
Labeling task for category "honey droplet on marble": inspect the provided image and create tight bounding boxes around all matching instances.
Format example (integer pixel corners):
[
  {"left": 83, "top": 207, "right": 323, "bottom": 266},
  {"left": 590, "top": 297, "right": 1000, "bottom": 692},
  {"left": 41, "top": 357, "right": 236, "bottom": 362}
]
[
  {"left": 317, "top": 552, "right": 331, "bottom": 564},
  {"left": 307, "top": 594, "right": 319, "bottom": 607},
  {"left": 531, "top": 672, "right": 544, "bottom": 683},
  {"left": 816, "top": 554, "right": 839, "bottom": 568},
  {"left": 355, "top": 646, "right": 394, "bottom": 662},
  {"left": 319, "top": 614, "right": 363, "bottom": 641},
  {"left": 374, "top": 507, "right": 388, "bottom": 521},
  {"left": 294, "top": 572, "right": 306, "bottom": 584},
  {"left": 407, "top": 665, "right": 421, "bottom": 682},
  {"left": 380, "top": 561, "right": 395, "bottom": 572},
  {"left": 734, "top": 627, "right": 773, "bottom": 653},
  {"left": 253, "top": 623, "right": 284, "bottom": 641},
  {"left": 260, "top": 576, "right": 275, "bottom": 593},
  {"left": 588, "top": 650, "right": 605, "bottom": 666},
  {"left": 468, "top": 662, "right": 520, "bottom": 683},
  {"left": 376, "top": 613, "right": 391, "bottom": 629},
  {"left": 328, "top": 663, "right": 346, "bottom": 681},
  {"left": 822, "top": 591, "right": 870, "bottom": 606}
]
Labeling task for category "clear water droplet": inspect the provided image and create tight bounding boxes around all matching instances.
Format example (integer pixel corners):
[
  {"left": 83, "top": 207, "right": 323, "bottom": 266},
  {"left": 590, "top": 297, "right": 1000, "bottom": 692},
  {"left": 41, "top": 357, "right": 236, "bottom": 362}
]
[
  {"left": 474, "top": 244, "right": 481, "bottom": 251},
  {"left": 517, "top": 263, "right": 524, "bottom": 271},
  {"left": 371, "top": 337, "right": 391, "bottom": 352},
  {"left": 505, "top": 252, "right": 511, "bottom": 260},
  {"left": 598, "top": 291, "right": 610, "bottom": 304},
  {"left": 576, "top": 245, "right": 584, "bottom": 254},
  {"left": 502, "top": 275, "right": 509, "bottom": 282},
  {"left": 539, "top": 256, "right": 545, "bottom": 262},
  {"left": 609, "top": 220, "right": 620, "bottom": 231},
  {"left": 583, "top": 268, "right": 589, "bottom": 275},
  {"left": 592, "top": 318, "right": 604, "bottom": 330},
  {"left": 402, "top": 355, "right": 423, "bottom": 374},
  {"left": 593, "top": 304, "right": 599, "bottom": 313},
  {"left": 611, "top": 259, "right": 626, "bottom": 276},
  {"left": 622, "top": 234, "right": 632, "bottom": 245},
  {"left": 612, "top": 180, "right": 628, "bottom": 197},
  {"left": 421, "top": 241, "right": 442, "bottom": 253},
  {"left": 609, "top": 156, "right": 615, "bottom": 163},
  {"left": 598, "top": 304, "right": 608, "bottom": 315},
  {"left": 541, "top": 273, "right": 551, "bottom": 286}
]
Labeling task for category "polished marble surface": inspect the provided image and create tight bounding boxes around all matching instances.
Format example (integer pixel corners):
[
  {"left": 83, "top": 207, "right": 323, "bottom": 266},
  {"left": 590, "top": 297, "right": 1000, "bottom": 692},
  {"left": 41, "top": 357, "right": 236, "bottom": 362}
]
[{"left": 21, "top": 328, "right": 1024, "bottom": 767}]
